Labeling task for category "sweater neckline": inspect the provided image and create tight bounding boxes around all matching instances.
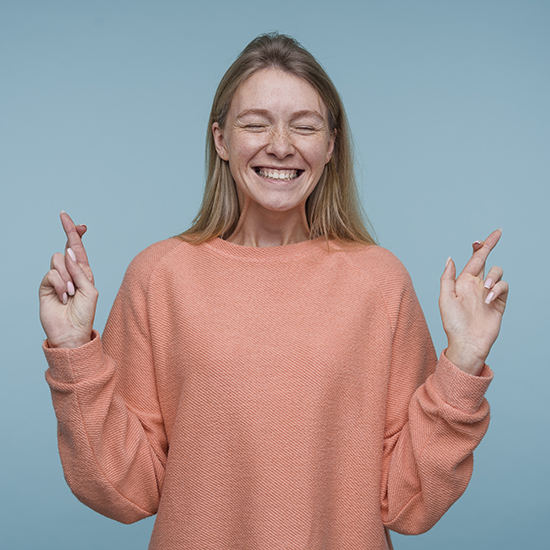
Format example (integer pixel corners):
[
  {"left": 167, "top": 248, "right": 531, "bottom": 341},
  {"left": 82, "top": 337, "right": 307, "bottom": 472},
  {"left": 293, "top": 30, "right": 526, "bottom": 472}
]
[{"left": 203, "top": 236, "right": 328, "bottom": 261}]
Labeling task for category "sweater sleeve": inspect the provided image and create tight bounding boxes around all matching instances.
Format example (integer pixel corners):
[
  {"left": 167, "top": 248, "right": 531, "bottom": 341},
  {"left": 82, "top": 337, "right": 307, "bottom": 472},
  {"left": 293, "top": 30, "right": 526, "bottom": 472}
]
[
  {"left": 43, "top": 241, "right": 175, "bottom": 524},
  {"left": 379, "top": 262, "right": 493, "bottom": 535}
]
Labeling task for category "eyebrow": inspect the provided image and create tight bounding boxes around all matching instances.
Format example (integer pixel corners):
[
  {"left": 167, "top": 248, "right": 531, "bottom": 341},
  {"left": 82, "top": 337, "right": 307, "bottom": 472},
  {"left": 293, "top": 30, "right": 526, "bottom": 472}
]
[{"left": 236, "top": 109, "right": 325, "bottom": 122}]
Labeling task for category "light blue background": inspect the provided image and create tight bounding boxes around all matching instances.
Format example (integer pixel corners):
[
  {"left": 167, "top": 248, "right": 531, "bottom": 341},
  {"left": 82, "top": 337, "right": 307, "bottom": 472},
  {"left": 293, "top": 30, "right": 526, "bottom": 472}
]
[{"left": 1, "top": 1, "right": 548, "bottom": 548}]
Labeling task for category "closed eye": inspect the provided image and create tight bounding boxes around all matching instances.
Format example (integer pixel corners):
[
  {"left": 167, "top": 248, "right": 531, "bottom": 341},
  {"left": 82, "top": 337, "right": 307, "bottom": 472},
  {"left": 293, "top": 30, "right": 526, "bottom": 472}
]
[
  {"left": 293, "top": 126, "right": 317, "bottom": 134},
  {"left": 244, "top": 124, "right": 267, "bottom": 131}
]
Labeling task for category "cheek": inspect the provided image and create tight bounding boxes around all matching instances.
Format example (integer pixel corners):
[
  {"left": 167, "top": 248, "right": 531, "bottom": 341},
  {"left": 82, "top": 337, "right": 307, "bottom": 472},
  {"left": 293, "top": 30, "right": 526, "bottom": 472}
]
[
  {"left": 228, "top": 134, "right": 264, "bottom": 166},
  {"left": 306, "top": 143, "right": 332, "bottom": 171}
]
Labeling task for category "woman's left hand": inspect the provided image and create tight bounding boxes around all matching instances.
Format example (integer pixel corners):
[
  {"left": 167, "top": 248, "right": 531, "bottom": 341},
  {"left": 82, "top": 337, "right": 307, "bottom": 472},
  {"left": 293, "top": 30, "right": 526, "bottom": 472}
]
[{"left": 439, "top": 228, "right": 509, "bottom": 375}]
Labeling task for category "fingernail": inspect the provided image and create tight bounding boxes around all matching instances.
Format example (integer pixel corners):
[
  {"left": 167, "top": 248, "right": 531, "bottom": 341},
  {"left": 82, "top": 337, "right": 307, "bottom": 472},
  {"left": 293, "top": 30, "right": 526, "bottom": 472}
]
[
  {"left": 445, "top": 256, "right": 451, "bottom": 268},
  {"left": 60, "top": 210, "right": 66, "bottom": 214},
  {"left": 484, "top": 277, "right": 493, "bottom": 289},
  {"left": 62, "top": 292, "right": 68, "bottom": 305},
  {"left": 67, "top": 281, "right": 75, "bottom": 296},
  {"left": 473, "top": 240, "right": 482, "bottom": 246},
  {"left": 485, "top": 291, "right": 495, "bottom": 304},
  {"left": 67, "top": 248, "right": 76, "bottom": 262}
]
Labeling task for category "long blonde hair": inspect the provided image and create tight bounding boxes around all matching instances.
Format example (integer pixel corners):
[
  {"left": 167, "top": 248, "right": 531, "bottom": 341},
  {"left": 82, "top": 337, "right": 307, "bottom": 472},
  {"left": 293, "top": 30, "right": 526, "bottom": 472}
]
[{"left": 179, "top": 32, "right": 376, "bottom": 246}]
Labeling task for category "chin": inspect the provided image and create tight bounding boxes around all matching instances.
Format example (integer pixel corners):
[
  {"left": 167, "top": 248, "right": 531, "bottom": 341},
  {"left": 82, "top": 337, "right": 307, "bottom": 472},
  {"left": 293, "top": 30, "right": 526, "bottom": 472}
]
[{"left": 256, "top": 197, "right": 304, "bottom": 213}]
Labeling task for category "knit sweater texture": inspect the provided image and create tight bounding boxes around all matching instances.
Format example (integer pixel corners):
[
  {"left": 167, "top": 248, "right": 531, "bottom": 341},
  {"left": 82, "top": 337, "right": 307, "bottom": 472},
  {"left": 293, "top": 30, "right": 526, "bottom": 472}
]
[{"left": 44, "top": 236, "right": 493, "bottom": 550}]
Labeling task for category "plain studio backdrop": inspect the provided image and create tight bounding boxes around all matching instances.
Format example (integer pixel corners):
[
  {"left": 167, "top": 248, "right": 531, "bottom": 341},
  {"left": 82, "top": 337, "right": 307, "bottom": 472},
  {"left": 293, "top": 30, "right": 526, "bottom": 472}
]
[{"left": 1, "top": 1, "right": 548, "bottom": 548}]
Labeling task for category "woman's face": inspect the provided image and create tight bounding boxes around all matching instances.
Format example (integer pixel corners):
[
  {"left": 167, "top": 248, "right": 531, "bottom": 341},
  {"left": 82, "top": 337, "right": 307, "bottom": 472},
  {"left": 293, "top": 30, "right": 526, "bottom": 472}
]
[{"left": 212, "top": 68, "right": 335, "bottom": 216}]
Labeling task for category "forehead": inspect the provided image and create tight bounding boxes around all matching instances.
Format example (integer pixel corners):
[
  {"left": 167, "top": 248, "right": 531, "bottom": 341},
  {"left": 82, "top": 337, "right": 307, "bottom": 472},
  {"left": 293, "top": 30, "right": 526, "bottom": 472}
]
[{"left": 229, "top": 68, "right": 328, "bottom": 119}]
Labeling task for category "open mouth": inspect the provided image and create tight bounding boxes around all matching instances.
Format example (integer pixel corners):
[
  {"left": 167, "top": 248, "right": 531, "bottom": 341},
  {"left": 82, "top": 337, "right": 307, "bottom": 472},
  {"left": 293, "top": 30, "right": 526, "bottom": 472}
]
[{"left": 254, "top": 167, "right": 304, "bottom": 181}]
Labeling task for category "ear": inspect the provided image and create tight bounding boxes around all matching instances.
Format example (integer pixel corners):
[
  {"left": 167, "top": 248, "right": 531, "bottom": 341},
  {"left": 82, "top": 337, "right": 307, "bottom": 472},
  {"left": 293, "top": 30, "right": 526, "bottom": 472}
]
[
  {"left": 212, "top": 122, "right": 230, "bottom": 161},
  {"left": 326, "top": 129, "right": 336, "bottom": 164}
]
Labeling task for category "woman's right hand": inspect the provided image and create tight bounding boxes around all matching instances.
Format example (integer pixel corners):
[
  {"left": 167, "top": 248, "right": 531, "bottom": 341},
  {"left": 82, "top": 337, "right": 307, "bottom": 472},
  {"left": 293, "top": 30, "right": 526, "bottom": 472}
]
[{"left": 39, "top": 211, "right": 99, "bottom": 349}]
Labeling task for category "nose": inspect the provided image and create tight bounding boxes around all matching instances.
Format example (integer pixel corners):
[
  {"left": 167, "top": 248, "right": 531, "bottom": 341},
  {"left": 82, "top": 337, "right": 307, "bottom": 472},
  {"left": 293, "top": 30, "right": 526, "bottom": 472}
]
[{"left": 265, "top": 128, "right": 295, "bottom": 159}]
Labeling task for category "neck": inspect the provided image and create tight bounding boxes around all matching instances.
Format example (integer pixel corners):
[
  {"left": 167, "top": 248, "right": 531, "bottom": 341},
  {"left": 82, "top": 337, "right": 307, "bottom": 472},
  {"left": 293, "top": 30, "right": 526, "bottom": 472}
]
[{"left": 225, "top": 202, "right": 310, "bottom": 248}]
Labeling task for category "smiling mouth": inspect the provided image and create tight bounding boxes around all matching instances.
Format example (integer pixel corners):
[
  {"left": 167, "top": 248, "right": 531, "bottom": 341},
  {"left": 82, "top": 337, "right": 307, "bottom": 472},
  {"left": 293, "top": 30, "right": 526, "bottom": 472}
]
[{"left": 254, "top": 167, "right": 303, "bottom": 181}]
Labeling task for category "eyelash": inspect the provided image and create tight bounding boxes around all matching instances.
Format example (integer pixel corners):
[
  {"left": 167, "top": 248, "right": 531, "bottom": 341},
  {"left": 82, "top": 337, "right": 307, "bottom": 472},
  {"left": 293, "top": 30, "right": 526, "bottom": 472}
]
[
  {"left": 244, "top": 125, "right": 316, "bottom": 132},
  {"left": 244, "top": 124, "right": 266, "bottom": 131}
]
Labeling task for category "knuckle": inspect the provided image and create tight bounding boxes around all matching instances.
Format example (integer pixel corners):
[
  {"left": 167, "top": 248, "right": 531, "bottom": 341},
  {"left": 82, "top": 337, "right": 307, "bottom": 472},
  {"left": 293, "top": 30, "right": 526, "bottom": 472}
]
[
  {"left": 51, "top": 252, "right": 64, "bottom": 266},
  {"left": 48, "top": 273, "right": 65, "bottom": 293},
  {"left": 489, "top": 267, "right": 503, "bottom": 280},
  {"left": 47, "top": 268, "right": 61, "bottom": 283},
  {"left": 51, "top": 253, "right": 70, "bottom": 276}
]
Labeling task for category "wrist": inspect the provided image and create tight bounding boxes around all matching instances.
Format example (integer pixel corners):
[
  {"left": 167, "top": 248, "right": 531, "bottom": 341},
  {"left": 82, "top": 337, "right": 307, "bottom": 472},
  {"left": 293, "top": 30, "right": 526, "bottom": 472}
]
[
  {"left": 444, "top": 345, "right": 486, "bottom": 376},
  {"left": 46, "top": 332, "right": 93, "bottom": 350}
]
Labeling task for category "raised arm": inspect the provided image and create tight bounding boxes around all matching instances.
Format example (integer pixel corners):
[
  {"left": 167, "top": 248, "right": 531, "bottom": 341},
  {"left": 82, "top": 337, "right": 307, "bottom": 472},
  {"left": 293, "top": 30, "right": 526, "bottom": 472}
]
[
  {"left": 40, "top": 213, "right": 167, "bottom": 522},
  {"left": 39, "top": 211, "right": 98, "bottom": 348},
  {"left": 379, "top": 237, "right": 504, "bottom": 534}
]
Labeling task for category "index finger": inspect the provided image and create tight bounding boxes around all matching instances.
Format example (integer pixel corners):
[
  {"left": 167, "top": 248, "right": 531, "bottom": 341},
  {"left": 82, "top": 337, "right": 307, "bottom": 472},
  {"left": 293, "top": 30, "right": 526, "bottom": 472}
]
[
  {"left": 60, "top": 210, "right": 90, "bottom": 267},
  {"left": 461, "top": 228, "right": 502, "bottom": 277}
]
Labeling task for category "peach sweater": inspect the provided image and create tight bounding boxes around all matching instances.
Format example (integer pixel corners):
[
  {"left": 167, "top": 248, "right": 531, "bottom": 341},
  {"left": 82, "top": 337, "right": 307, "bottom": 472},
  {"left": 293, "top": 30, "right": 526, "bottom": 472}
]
[{"left": 44, "top": 237, "right": 493, "bottom": 549}]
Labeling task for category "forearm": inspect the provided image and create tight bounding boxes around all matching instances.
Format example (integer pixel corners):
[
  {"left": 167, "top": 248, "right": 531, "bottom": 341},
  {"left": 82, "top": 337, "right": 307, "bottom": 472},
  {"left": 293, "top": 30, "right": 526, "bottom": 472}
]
[
  {"left": 44, "top": 332, "right": 165, "bottom": 523},
  {"left": 382, "top": 353, "right": 493, "bottom": 534}
]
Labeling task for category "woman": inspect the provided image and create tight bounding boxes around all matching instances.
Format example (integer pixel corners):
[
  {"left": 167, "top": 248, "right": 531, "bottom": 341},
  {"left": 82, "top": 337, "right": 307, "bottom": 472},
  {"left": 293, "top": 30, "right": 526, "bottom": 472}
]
[{"left": 40, "top": 33, "right": 508, "bottom": 549}]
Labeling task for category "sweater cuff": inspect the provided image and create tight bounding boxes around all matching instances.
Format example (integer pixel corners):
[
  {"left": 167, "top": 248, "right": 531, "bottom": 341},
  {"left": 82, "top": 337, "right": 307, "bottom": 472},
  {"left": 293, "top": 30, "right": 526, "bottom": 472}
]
[
  {"left": 43, "top": 329, "right": 105, "bottom": 384},
  {"left": 430, "top": 351, "right": 494, "bottom": 413}
]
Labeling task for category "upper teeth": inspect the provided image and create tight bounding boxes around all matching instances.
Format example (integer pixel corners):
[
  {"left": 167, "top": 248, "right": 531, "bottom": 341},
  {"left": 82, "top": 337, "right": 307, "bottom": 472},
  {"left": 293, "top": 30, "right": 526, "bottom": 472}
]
[{"left": 256, "top": 168, "right": 299, "bottom": 181}]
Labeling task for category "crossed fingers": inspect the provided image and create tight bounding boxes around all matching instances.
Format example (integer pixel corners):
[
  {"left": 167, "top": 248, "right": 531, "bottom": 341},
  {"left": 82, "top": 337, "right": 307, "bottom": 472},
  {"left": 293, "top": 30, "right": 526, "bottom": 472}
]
[
  {"left": 462, "top": 228, "right": 502, "bottom": 279},
  {"left": 46, "top": 211, "right": 93, "bottom": 303},
  {"left": 462, "top": 228, "right": 507, "bottom": 306},
  {"left": 59, "top": 211, "right": 93, "bottom": 283}
]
